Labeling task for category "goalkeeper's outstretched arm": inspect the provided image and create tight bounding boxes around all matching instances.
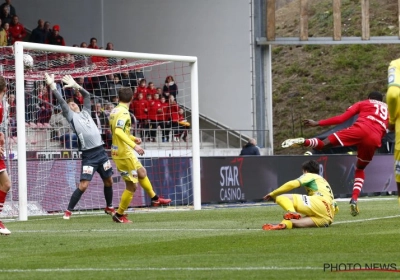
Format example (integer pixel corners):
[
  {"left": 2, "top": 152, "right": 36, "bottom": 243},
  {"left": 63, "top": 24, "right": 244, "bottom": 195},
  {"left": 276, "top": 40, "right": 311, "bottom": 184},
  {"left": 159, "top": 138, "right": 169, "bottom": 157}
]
[
  {"left": 61, "top": 75, "right": 92, "bottom": 112},
  {"left": 44, "top": 73, "right": 73, "bottom": 121}
]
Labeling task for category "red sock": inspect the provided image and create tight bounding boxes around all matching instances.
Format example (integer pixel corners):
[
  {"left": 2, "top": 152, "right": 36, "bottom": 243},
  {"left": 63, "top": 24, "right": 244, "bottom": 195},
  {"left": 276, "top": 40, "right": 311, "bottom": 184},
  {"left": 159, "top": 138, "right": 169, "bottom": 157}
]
[
  {"left": 0, "top": 190, "right": 6, "bottom": 214},
  {"left": 304, "top": 138, "right": 325, "bottom": 150},
  {"left": 352, "top": 169, "right": 365, "bottom": 201}
]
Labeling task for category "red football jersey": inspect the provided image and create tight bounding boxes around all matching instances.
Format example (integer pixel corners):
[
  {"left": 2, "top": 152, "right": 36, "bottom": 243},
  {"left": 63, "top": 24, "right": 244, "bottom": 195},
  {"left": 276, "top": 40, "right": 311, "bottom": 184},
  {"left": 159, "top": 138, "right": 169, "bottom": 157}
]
[{"left": 319, "top": 99, "right": 388, "bottom": 138}]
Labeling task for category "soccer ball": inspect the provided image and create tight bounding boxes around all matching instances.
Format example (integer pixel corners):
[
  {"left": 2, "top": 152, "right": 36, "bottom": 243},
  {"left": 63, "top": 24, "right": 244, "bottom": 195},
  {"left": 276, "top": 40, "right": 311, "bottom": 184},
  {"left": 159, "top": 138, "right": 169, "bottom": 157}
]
[
  {"left": 23, "top": 54, "right": 34, "bottom": 69},
  {"left": 304, "top": 151, "right": 313, "bottom": 156}
]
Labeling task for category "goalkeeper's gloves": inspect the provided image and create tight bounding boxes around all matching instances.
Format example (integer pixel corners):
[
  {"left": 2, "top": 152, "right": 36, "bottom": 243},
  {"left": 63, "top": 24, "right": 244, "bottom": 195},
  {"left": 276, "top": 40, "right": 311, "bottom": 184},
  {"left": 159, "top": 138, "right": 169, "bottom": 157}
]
[
  {"left": 62, "top": 75, "right": 81, "bottom": 90},
  {"left": 44, "top": 73, "right": 57, "bottom": 90}
]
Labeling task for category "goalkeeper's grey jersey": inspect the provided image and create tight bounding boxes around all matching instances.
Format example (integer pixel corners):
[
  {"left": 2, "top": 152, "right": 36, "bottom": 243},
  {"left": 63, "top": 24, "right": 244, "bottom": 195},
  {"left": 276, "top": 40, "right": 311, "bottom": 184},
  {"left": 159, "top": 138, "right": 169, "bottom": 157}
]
[{"left": 52, "top": 87, "right": 103, "bottom": 151}]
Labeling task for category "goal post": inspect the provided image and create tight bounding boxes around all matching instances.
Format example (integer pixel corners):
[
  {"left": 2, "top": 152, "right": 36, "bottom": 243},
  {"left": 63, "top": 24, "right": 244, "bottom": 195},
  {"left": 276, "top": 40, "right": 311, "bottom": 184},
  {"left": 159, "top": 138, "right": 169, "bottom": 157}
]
[{"left": 8, "top": 42, "right": 201, "bottom": 221}]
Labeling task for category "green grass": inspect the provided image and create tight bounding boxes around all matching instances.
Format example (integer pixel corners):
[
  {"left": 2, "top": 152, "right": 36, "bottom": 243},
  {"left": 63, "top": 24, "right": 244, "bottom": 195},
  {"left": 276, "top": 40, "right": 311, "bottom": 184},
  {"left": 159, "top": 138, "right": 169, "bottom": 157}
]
[{"left": 1, "top": 198, "right": 400, "bottom": 279}]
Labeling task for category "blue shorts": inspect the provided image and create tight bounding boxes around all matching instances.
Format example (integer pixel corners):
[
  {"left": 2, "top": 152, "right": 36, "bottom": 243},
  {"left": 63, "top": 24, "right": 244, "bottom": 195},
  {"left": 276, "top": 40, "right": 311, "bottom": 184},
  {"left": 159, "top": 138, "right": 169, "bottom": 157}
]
[{"left": 80, "top": 146, "right": 113, "bottom": 181}]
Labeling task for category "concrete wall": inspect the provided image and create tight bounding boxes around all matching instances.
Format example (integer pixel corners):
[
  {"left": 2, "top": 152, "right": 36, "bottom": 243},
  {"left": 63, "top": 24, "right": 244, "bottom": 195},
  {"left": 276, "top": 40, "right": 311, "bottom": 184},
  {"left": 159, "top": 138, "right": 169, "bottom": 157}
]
[{"left": 13, "top": 0, "right": 254, "bottom": 131}]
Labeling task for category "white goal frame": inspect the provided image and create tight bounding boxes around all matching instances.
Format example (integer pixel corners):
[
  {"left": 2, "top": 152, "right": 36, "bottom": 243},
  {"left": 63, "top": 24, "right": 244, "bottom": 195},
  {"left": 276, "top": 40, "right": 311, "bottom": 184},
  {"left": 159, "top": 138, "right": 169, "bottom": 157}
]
[{"left": 14, "top": 41, "right": 201, "bottom": 221}]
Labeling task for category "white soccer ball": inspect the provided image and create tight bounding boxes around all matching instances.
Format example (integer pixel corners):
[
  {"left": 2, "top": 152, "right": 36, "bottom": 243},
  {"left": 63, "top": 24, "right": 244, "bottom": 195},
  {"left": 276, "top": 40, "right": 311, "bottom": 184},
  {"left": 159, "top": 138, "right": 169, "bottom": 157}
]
[
  {"left": 304, "top": 151, "right": 313, "bottom": 156},
  {"left": 23, "top": 54, "right": 34, "bottom": 69}
]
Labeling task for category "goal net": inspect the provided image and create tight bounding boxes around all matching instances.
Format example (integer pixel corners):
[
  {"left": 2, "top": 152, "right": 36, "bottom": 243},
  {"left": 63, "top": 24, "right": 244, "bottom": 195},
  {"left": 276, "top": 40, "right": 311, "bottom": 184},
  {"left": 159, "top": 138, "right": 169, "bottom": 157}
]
[{"left": 0, "top": 42, "right": 200, "bottom": 221}]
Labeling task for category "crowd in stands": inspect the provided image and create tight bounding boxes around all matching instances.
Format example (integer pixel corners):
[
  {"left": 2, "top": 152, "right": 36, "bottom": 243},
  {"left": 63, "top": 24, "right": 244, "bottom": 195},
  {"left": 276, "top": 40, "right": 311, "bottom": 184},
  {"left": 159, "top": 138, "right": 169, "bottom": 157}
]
[{"left": 0, "top": 0, "right": 190, "bottom": 148}]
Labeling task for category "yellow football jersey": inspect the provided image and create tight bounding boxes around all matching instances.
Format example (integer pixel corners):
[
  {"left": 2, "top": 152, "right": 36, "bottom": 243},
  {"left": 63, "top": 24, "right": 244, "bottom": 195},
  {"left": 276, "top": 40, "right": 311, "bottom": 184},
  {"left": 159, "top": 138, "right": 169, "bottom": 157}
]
[
  {"left": 388, "top": 58, "right": 400, "bottom": 87},
  {"left": 297, "top": 172, "right": 334, "bottom": 204},
  {"left": 109, "top": 103, "right": 134, "bottom": 159}
]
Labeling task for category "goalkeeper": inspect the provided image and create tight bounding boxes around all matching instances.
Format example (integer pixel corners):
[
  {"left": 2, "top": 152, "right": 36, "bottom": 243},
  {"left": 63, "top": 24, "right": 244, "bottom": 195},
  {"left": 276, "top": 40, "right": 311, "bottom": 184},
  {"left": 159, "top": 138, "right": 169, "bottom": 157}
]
[
  {"left": 262, "top": 160, "right": 338, "bottom": 230},
  {"left": 109, "top": 87, "right": 171, "bottom": 223},
  {"left": 45, "top": 73, "right": 115, "bottom": 219}
]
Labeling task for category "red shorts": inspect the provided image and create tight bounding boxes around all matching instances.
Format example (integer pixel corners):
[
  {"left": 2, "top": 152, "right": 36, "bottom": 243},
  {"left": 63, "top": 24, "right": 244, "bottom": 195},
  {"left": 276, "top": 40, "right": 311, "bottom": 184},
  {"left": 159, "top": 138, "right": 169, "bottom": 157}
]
[
  {"left": 0, "top": 159, "right": 5, "bottom": 172},
  {"left": 327, "top": 123, "right": 382, "bottom": 162}
]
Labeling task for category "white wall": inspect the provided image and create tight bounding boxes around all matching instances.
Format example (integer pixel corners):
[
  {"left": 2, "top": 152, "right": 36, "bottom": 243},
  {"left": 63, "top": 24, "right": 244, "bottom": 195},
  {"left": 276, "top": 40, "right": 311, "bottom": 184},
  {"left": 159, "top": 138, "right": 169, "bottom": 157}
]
[{"left": 13, "top": 0, "right": 254, "bottom": 130}]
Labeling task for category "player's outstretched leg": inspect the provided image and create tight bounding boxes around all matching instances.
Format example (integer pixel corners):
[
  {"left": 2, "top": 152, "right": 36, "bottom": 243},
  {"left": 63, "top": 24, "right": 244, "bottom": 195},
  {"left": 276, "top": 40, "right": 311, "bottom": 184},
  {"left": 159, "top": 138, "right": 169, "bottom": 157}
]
[
  {"left": 349, "top": 199, "right": 359, "bottom": 216},
  {"left": 281, "top": 138, "right": 305, "bottom": 148}
]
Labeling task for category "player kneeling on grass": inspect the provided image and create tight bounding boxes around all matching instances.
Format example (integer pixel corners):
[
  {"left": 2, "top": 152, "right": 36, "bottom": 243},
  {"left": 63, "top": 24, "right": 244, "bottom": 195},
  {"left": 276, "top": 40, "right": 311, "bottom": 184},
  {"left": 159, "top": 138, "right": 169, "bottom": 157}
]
[
  {"left": 109, "top": 87, "right": 171, "bottom": 224},
  {"left": 262, "top": 160, "right": 339, "bottom": 230},
  {"left": 45, "top": 73, "right": 116, "bottom": 219}
]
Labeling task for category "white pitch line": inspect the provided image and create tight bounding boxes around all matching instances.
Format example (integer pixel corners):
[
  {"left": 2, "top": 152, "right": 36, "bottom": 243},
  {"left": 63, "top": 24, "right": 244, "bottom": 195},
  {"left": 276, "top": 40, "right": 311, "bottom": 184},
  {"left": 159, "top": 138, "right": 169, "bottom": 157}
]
[
  {"left": 10, "top": 214, "right": 400, "bottom": 233},
  {"left": 334, "top": 214, "right": 400, "bottom": 224},
  {"left": 0, "top": 266, "right": 320, "bottom": 273}
]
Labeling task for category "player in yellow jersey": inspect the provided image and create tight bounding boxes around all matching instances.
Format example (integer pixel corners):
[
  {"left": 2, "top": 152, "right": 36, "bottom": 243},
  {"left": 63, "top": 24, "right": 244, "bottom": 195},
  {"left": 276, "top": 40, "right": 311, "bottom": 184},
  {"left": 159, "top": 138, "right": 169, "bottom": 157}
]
[
  {"left": 109, "top": 87, "right": 171, "bottom": 223},
  {"left": 262, "top": 160, "right": 338, "bottom": 230},
  {"left": 385, "top": 58, "right": 400, "bottom": 206}
]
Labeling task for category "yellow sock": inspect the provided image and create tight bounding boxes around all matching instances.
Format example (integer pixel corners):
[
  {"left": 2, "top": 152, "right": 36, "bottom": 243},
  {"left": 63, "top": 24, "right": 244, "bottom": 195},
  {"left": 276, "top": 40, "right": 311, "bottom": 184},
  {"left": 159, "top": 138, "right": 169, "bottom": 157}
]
[
  {"left": 281, "top": 219, "right": 293, "bottom": 229},
  {"left": 117, "top": 189, "right": 134, "bottom": 215},
  {"left": 275, "top": 196, "right": 295, "bottom": 212},
  {"left": 139, "top": 176, "right": 156, "bottom": 198}
]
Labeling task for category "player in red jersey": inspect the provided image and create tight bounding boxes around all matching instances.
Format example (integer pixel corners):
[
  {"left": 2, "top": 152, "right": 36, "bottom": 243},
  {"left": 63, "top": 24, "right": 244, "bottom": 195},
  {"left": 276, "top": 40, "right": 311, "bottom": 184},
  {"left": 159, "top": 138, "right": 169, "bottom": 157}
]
[
  {"left": 0, "top": 76, "right": 11, "bottom": 235},
  {"left": 282, "top": 92, "right": 388, "bottom": 216}
]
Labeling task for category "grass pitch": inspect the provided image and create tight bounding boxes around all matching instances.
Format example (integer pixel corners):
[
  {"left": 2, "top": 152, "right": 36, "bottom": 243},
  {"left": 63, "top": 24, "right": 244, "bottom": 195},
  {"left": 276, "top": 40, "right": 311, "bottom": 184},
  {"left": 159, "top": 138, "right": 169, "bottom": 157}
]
[{"left": 1, "top": 197, "right": 400, "bottom": 280}]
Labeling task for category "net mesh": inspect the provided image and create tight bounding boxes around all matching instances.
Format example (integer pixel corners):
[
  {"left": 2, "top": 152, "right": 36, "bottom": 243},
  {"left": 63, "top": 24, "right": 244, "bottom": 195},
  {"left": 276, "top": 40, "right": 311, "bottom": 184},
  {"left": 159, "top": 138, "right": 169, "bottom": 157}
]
[{"left": 0, "top": 46, "right": 194, "bottom": 217}]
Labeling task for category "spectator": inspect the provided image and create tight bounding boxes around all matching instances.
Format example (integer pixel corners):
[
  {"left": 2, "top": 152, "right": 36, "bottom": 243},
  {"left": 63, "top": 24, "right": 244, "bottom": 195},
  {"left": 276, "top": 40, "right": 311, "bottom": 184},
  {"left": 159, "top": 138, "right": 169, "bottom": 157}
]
[
  {"left": 9, "top": 15, "right": 26, "bottom": 44},
  {"left": 87, "top": 37, "right": 106, "bottom": 66},
  {"left": 120, "top": 71, "right": 132, "bottom": 87},
  {"left": 43, "top": 21, "right": 51, "bottom": 40},
  {"left": 136, "top": 78, "right": 147, "bottom": 99},
  {"left": 106, "top": 42, "right": 114, "bottom": 50},
  {"left": 88, "top": 37, "right": 98, "bottom": 49},
  {"left": 239, "top": 138, "right": 260, "bottom": 156},
  {"left": 0, "top": 18, "right": 7, "bottom": 46},
  {"left": 49, "top": 105, "right": 70, "bottom": 141},
  {"left": 0, "top": 5, "right": 11, "bottom": 25},
  {"left": 103, "top": 102, "right": 114, "bottom": 118},
  {"left": 45, "top": 24, "right": 65, "bottom": 46},
  {"left": 105, "top": 42, "right": 117, "bottom": 65},
  {"left": 147, "top": 82, "right": 157, "bottom": 97},
  {"left": 159, "top": 96, "right": 170, "bottom": 142},
  {"left": 163, "top": 75, "right": 178, "bottom": 99},
  {"left": 131, "top": 92, "right": 148, "bottom": 138},
  {"left": 143, "top": 93, "right": 153, "bottom": 140},
  {"left": 91, "top": 102, "right": 112, "bottom": 148},
  {"left": 148, "top": 93, "right": 162, "bottom": 142},
  {"left": 29, "top": 19, "right": 46, "bottom": 43},
  {"left": 0, "top": 0, "right": 15, "bottom": 17},
  {"left": 177, "top": 107, "right": 190, "bottom": 142},
  {"left": 168, "top": 95, "right": 180, "bottom": 142},
  {"left": 73, "top": 87, "right": 84, "bottom": 109},
  {"left": 130, "top": 68, "right": 145, "bottom": 88},
  {"left": 37, "top": 82, "right": 52, "bottom": 123},
  {"left": 156, "top": 87, "right": 162, "bottom": 97},
  {"left": 7, "top": 93, "right": 16, "bottom": 136},
  {"left": 107, "top": 74, "right": 122, "bottom": 101},
  {"left": 2, "top": 22, "right": 10, "bottom": 45}
]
